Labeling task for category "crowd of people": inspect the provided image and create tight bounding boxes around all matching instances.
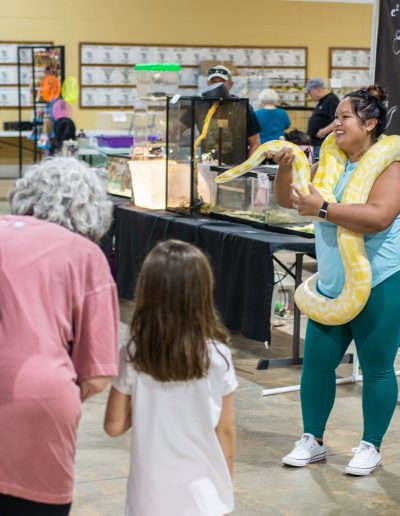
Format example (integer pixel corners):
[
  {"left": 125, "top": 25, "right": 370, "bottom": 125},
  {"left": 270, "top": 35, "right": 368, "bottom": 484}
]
[
  {"left": 0, "top": 158, "right": 237, "bottom": 516},
  {"left": 1, "top": 78, "right": 398, "bottom": 515}
]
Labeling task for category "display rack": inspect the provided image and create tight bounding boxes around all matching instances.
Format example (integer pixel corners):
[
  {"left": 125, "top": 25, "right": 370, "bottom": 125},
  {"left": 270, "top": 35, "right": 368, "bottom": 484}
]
[
  {"left": 329, "top": 47, "right": 370, "bottom": 95},
  {"left": 218, "top": 48, "right": 307, "bottom": 107},
  {"left": 0, "top": 41, "right": 53, "bottom": 108},
  {"left": 79, "top": 43, "right": 307, "bottom": 108},
  {"left": 17, "top": 45, "right": 65, "bottom": 175}
]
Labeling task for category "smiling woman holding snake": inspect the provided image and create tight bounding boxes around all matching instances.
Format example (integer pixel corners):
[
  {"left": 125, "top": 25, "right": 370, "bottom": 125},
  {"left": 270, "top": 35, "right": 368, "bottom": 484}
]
[{"left": 273, "top": 85, "right": 400, "bottom": 476}]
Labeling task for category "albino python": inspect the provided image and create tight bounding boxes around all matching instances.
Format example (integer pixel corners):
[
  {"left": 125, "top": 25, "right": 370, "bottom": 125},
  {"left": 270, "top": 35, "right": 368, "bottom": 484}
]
[{"left": 215, "top": 133, "right": 400, "bottom": 325}]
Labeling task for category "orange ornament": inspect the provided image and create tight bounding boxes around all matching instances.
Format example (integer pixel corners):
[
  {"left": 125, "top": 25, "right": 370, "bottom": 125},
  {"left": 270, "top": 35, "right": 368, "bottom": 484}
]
[{"left": 40, "top": 75, "right": 61, "bottom": 102}]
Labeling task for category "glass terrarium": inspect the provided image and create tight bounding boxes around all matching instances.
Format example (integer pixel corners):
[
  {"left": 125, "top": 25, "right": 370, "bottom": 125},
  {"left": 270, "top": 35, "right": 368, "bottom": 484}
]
[
  {"left": 166, "top": 95, "right": 248, "bottom": 214},
  {"left": 134, "top": 63, "right": 181, "bottom": 100},
  {"left": 210, "top": 165, "right": 315, "bottom": 237},
  {"left": 107, "top": 155, "right": 132, "bottom": 198}
]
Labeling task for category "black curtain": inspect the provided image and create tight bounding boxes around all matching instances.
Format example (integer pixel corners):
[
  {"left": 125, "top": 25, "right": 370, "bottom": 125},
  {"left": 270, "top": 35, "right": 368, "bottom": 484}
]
[{"left": 374, "top": 0, "right": 400, "bottom": 134}]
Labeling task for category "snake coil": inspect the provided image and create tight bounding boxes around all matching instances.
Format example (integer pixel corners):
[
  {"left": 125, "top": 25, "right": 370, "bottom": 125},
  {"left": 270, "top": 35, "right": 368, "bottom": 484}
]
[{"left": 215, "top": 133, "right": 400, "bottom": 325}]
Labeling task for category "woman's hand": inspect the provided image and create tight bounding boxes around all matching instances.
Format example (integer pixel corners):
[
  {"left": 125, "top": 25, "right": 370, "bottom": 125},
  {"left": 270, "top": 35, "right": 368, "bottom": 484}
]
[
  {"left": 266, "top": 147, "right": 295, "bottom": 174},
  {"left": 291, "top": 182, "right": 324, "bottom": 216},
  {"left": 272, "top": 148, "right": 296, "bottom": 208}
]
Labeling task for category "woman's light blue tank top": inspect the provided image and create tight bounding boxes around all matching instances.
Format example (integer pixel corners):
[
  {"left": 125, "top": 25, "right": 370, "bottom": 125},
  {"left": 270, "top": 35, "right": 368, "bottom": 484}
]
[{"left": 315, "top": 160, "right": 400, "bottom": 297}]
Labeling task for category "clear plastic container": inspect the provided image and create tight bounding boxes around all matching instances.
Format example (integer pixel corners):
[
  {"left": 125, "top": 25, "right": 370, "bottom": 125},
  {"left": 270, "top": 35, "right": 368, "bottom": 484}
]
[
  {"left": 95, "top": 111, "right": 135, "bottom": 133},
  {"left": 131, "top": 107, "right": 166, "bottom": 156},
  {"left": 129, "top": 159, "right": 166, "bottom": 209},
  {"left": 134, "top": 63, "right": 181, "bottom": 99}
]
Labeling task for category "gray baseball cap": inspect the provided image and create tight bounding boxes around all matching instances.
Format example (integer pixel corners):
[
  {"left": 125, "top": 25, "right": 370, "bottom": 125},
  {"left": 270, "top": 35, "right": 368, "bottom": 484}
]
[
  {"left": 305, "top": 78, "right": 325, "bottom": 92},
  {"left": 208, "top": 65, "right": 232, "bottom": 81}
]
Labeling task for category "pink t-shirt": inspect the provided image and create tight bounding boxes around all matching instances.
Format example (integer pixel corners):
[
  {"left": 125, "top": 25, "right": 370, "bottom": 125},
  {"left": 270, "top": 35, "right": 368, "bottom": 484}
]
[{"left": 0, "top": 215, "right": 119, "bottom": 504}]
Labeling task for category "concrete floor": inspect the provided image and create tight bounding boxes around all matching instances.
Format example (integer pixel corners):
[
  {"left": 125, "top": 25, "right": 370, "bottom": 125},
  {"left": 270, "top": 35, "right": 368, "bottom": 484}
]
[
  {"left": 71, "top": 310, "right": 400, "bottom": 516},
  {"left": 2, "top": 190, "right": 400, "bottom": 515}
]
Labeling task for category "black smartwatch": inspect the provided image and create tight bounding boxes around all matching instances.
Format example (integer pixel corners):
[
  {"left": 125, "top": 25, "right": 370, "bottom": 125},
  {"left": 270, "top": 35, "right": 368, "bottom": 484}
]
[{"left": 317, "top": 201, "right": 329, "bottom": 219}]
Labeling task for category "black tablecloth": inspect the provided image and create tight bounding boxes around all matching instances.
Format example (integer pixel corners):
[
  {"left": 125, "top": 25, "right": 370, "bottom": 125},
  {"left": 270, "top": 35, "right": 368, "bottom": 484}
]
[
  {"left": 100, "top": 195, "right": 130, "bottom": 260},
  {"left": 115, "top": 204, "right": 315, "bottom": 343}
]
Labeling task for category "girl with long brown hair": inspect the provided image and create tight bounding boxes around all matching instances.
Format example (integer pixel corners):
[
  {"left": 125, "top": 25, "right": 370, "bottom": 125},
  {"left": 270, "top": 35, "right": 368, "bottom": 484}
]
[{"left": 105, "top": 240, "right": 237, "bottom": 516}]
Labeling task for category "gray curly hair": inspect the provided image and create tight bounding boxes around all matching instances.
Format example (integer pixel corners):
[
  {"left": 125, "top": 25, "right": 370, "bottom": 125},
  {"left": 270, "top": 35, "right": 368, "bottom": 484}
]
[
  {"left": 258, "top": 88, "right": 280, "bottom": 107},
  {"left": 9, "top": 157, "right": 112, "bottom": 242}
]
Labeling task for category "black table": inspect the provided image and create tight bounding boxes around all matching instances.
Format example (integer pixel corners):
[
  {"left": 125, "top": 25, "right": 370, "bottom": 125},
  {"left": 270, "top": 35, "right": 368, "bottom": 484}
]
[
  {"left": 100, "top": 195, "right": 130, "bottom": 264},
  {"left": 115, "top": 204, "right": 315, "bottom": 347}
]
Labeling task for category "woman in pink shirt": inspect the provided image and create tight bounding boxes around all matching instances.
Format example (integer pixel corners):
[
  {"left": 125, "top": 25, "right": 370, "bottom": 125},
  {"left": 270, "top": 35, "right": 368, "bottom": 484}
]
[{"left": 0, "top": 158, "right": 119, "bottom": 515}]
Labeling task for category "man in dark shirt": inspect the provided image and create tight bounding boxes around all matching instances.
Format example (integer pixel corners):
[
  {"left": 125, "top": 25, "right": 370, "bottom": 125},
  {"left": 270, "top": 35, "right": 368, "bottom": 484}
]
[
  {"left": 306, "top": 78, "right": 339, "bottom": 156},
  {"left": 177, "top": 66, "right": 260, "bottom": 165}
]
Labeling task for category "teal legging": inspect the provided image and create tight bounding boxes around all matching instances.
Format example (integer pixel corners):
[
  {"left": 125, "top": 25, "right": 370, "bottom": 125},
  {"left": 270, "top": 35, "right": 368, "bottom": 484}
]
[{"left": 301, "top": 271, "right": 400, "bottom": 447}]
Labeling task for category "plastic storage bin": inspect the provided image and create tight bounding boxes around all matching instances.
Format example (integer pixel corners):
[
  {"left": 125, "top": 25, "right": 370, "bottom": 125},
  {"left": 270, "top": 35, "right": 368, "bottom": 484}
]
[
  {"left": 134, "top": 63, "right": 181, "bottom": 99},
  {"left": 97, "top": 135, "right": 134, "bottom": 148},
  {"left": 129, "top": 159, "right": 166, "bottom": 209}
]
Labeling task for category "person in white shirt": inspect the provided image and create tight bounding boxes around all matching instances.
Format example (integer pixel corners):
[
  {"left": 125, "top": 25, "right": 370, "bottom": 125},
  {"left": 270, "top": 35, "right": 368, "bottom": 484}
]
[{"left": 104, "top": 239, "right": 238, "bottom": 516}]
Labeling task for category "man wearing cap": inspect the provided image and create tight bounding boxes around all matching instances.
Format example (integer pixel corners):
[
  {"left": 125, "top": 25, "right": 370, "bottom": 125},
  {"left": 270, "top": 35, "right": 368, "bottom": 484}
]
[
  {"left": 207, "top": 65, "right": 260, "bottom": 156},
  {"left": 306, "top": 78, "right": 339, "bottom": 156}
]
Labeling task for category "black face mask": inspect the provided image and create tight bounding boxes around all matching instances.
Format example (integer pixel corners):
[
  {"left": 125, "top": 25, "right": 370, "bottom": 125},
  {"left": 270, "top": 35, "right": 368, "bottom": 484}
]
[{"left": 202, "top": 83, "right": 230, "bottom": 99}]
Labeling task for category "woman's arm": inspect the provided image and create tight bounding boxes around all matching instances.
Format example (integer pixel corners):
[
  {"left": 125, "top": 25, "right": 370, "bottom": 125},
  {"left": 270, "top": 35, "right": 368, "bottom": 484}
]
[
  {"left": 316, "top": 122, "right": 335, "bottom": 140},
  {"left": 80, "top": 376, "right": 111, "bottom": 402},
  {"left": 104, "top": 386, "right": 132, "bottom": 437},
  {"left": 216, "top": 393, "right": 236, "bottom": 478},
  {"left": 293, "top": 162, "right": 400, "bottom": 233}
]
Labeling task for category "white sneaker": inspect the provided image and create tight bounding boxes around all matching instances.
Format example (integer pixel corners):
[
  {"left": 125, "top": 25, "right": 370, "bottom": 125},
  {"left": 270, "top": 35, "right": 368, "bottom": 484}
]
[
  {"left": 345, "top": 440, "right": 382, "bottom": 476},
  {"left": 282, "top": 433, "right": 326, "bottom": 467}
]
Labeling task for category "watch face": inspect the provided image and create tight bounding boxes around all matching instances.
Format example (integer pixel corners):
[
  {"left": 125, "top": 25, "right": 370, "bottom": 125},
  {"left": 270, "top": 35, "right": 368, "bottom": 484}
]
[{"left": 318, "top": 201, "right": 329, "bottom": 218}]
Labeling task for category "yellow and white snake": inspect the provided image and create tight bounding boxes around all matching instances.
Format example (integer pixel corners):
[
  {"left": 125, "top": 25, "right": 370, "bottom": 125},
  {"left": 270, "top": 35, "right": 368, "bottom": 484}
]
[{"left": 215, "top": 133, "right": 400, "bottom": 325}]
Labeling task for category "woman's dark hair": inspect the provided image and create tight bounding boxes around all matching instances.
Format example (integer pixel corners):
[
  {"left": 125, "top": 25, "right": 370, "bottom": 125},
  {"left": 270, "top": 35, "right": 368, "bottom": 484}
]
[
  {"left": 51, "top": 117, "right": 76, "bottom": 154},
  {"left": 285, "top": 129, "right": 311, "bottom": 145},
  {"left": 128, "top": 240, "right": 230, "bottom": 382},
  {"left": 343, "top": 85, "right": 388, "bottom": 139}
]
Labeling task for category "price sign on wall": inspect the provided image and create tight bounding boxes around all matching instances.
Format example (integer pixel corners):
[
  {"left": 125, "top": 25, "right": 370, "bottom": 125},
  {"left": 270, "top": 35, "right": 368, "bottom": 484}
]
[{"left": 80, "top": 43, "right": 307, "bottom": 108}]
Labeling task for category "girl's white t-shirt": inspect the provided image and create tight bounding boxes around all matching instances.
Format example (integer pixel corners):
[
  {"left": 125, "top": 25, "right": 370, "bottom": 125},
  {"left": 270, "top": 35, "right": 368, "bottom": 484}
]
[{"left": 112, "top": 341, "right": 238, "bottom": 516}]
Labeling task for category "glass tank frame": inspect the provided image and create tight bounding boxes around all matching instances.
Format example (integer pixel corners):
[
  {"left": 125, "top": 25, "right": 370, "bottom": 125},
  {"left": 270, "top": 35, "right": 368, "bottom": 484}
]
[
  {"left": 166, "top": 95, "right": 248, "bottom": 215},
  {"left": 210, "top": 165, "right": 315, "bottom": 238}
]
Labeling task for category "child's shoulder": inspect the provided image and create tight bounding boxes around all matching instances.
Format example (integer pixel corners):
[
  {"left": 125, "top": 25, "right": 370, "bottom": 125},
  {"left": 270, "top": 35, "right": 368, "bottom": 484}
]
[
  {"left": 208, "top": 339, "right": 230, "bottom": 351},
  {"left": 121, "top": 342, "right": 135, "bottom": 358},
  {"left": 207, "top": 340, "right": 238, "bottom": 393},
  {"left": 208, "top": 340, "right": 233, "bottom": 363}
]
